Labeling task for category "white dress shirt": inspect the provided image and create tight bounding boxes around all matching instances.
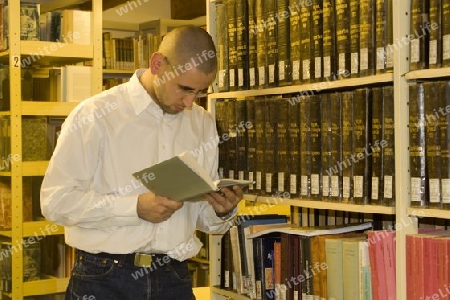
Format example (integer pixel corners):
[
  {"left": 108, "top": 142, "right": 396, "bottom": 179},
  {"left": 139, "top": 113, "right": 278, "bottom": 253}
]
[{"left": 41, "top": 69, "right": 232, "bottom": 260}]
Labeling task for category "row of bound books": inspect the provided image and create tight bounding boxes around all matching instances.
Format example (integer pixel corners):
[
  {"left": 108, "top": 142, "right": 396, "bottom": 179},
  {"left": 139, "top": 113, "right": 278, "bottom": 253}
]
[
  {"left": 220, "top": 218, "right": 399, "bottom": 300},
  {"left": 215, "top": 0, "right": 393, "bottom": 92},
  {"left": 409, "top": 81, "right": 450, "bottom": 210},
  {"left": 215, "top": 85, "right": 395, "bottom": 206},
  {"left": 409, "top": 0, "right": 450, "bottom": 71}
]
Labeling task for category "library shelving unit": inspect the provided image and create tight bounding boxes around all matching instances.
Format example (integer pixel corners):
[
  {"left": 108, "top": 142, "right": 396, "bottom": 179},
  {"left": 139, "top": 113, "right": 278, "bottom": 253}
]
[
  {"left": 0, "top": 0, "right": 103, "bottom": 299},
  {"left": 204, "top": 0, "right": 443, "bottom": 299}
]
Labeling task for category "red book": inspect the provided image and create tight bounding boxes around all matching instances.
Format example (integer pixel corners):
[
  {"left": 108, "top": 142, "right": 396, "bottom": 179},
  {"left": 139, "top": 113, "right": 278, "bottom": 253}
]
[
  {"left": 368, "top": 231, "right": 387, "bottom": 300},
  {"left": 405, "top": 235, "right": 415, "bottom": 299},
  {"left": 382, "top": 231, "right": 396, "bottom": 299}
]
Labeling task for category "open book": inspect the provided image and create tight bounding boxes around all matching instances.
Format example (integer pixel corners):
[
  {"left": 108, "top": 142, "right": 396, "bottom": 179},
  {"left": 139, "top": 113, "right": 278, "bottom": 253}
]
[{"left": 132, "top": 151, "right": 253, "bottom": 202}]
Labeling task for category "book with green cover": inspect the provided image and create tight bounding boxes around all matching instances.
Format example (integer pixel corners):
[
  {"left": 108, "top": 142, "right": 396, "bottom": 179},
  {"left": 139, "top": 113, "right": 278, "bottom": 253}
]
[{"left": 132, "top": 151, "right": 253, "bottom": 202}]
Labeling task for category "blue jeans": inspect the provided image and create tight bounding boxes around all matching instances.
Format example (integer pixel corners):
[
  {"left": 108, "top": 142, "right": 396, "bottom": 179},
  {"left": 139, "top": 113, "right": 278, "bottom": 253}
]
[{"left": 65, "top": 250, "right": 196, "bottom": 300}]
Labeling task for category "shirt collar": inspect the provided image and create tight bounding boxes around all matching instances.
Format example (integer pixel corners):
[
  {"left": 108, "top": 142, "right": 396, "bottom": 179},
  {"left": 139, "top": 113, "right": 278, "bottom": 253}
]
[{"left": 127, "top": 69, "right": 163, "bottom": 117}]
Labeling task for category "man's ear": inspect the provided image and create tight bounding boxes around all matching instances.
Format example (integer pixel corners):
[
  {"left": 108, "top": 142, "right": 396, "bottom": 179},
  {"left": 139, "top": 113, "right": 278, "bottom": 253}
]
[{"left": 150, "top": 52, "right": 165, "bottom": 74}]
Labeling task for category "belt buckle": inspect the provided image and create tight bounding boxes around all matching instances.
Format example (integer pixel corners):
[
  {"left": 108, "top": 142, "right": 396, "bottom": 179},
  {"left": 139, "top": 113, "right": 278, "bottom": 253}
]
[{"left": 134, "top": 253, "right": 152, "bottom": 267}]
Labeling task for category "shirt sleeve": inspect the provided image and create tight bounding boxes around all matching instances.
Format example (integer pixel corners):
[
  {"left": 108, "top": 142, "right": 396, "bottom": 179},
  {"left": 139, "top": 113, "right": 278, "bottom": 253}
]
[{"left": 40, "top": 104, "right": 142, "bottom": 231}]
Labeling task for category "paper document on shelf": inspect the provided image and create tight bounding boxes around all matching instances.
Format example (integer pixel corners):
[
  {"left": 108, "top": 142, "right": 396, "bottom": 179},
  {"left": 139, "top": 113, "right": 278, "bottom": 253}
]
[
  {"left": 132, "top": 151, "right": 253, "bottom": 202},
  {"left": 247, "top": 222, "right": 373, "bottom": 239}
]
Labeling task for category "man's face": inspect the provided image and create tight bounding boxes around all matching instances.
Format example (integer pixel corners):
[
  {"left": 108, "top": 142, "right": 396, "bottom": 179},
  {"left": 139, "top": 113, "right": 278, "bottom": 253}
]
[{"left": 153, "top": 57, "right": 215, "bottom": 115}]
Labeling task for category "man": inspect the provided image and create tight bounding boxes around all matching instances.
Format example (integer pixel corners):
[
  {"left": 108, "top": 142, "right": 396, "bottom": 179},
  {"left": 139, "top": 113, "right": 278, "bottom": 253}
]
[{"left": 41, "top": 25, "right": 243, "bottom": 300}]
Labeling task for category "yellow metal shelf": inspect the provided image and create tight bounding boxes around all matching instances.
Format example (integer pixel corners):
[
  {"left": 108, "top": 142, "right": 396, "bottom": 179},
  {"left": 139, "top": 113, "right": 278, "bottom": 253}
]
[
  {"left": 211, "top": 286, "right": 250, "bottom": 300},
  {"left": 22, "top": 161, "right": 49, "bottom": 176},
  {"left": 0, "top": 42, "right": 93, "bottom": 65},
  {"left": 23, "top": 277, "right": 69, "bottom": 296},
  {"left": 405, "top": 67, "right": 450, "bottom": 80},
  {"left": 408, "top": 207, "right": 450, "bottom": 219},
  {"left": 209, "top": 73, "right": 393, "bottom": 99},
  {"left": 243, "top": 194, "right": 395, "bottom": 215},
  {"left": 21, "top": 101, "right": 79, "bottom": 116}
]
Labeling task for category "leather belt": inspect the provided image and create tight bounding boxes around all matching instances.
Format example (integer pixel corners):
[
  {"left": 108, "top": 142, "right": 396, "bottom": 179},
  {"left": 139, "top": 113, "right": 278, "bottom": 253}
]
[{"left": 77, "top": 250, "right": 174, "bottom": 267}]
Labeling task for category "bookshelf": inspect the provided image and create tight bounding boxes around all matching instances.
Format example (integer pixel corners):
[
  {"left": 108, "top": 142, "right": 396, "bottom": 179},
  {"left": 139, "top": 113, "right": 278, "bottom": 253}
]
[
  {"left": 205, "top": 0, "right": 450, "bottom": 299},
  {"left": 0, "top": 1, "right": 103, "bottom": 299}
]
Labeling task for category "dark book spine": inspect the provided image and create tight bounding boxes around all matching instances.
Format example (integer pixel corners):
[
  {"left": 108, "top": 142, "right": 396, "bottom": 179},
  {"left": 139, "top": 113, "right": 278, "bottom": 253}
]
[
  {"left": 216, "top": 3, "right": 230, "bottom": 92},
  {"left": 220, "top": 231, "right": 233, "bottom": 290},
  {"left": 312, "top": 0, "right": 324, "bottom": 82},
  {"left": 300, "top": 4, "right": 312, "bottom": 83},
  {"left": 236, "top": 0, "right": 249, "bottom": 90},
  {"left": 381, "top": 86, "right": 395, "bottom": 206},
  {"left": 329, "top": 92, "right": 343, "bottom": 202},
  {"left": 335, "top": 0, "right": 351, "bottom": 77},
  {"left": 248, "top": 0, "right": 258, "bottom": 89},
  {"left": 310, "top": 95, "right": 322, "bottom": 200},
  {"left": 322, "top": 0, "right": 337, "bottom": 79},
  {"left": 256, "top": 0, "right": 267, "bottom": 88},
  {"left": 246, "top": 100, "right": 257, "bottom": 193},
  {"left": 341, "top": 91, "right": 354, "bottom": 203},
  {"left": 428, "top": 0, "right": 442, "bottom": 68},
  {"left": 371, "top": 87, "right": 383, "bottom": 205},
  {"left": 255, "top": 99, "right": 266, "bottom": 194},
  {"left": 253, "top": 238, "right": 263, "bottom": 299},
  {"left": 409, "top": 0, "right": 430, "bottom": 71},
  {"left": 226, "top": 99, "right": 238, "bottom": 179},
  {"left": 215, "top": 99, "right": 228, "bottom": 178},
  {"left": 321, "top": 94, "right": 332, "bottom": 201},
  {"left": 353, "top": 88, "right": 372, "bottom": 204},
  {"left": 300, "top": 95, "right": 311, "bottom": 199},
  {"left": 359, "top": 0, "right": 376, "bottom": 77},
  {"left": 385, "top": 0, "right": 394, "bottom": 72},
  {"left": 236, "top": 100, "right": 248, "bottom": 181},
  {"left": 264, "top": 99, "right": 278, "bottom": 194},
  {"left": 265, "top": 0, "right": 278, "bottom": 87},
  {"left": 288, "top": 98, "right": 301, "bottom": 197},
  {"left": 290, "top": 0, "right": 302, "bottom": 84},
  {"left": 440, "top": 81, "right": 450, "bottom": 209},
  {"left": 301, "top": 237, "right": 313, "bottom": 299},
  {"left": 227, "top": 0, "right": 238, "bottom": 90},
  {"left": 349, "top": 0, "right": 360, "bottom": 77},
  {"left": 277, "top": 0, "right": 291, "bottom": 86},
  {"left": 276, "top": 99, "right": 289, "bottom": 193},
  {"left": 409, "top": 83, "right": 428, "bottom": 207},
  {"left": 375, "top": 0, "right": 388, "bottom": 73},
  {"left": 424, "top": 82, "right": 442, "bottom": 208},
  {"left": 443, "top": 0, "right": 450, "bottom": 67}
]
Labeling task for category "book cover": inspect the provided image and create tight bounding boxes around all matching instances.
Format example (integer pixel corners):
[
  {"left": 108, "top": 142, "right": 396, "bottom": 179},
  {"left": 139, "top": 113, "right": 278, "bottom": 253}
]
[
  {"left": 132, "top": 151, "right": 253, "bottom": 202},
  {"left": 215, "top": 99, "right": 228, "bottom": 179},
  {"left": 300, "top": 4, "right": 312, "bottom": 82},
  {"left": 428, "top": 0, "right": 442, "bottom": 68},
  {"left": 375, "top": 0, "right": 388, "bottom": 73},
  {"left": 321, "top": 94, "right": 332, "bottom": 201},
  {"left": 353, "top": 88, "right": 372, "bottom": 204},
  {"left": 220, "top": 229, "right": 233, "bottom": 290},
  {"left": 381, "top": 86, "right": 395, "bottom": 206},
  {"left": 409, "top": 0, "right": 430, "bottom": 71},
  {"left": 256, "top": 0, "right": 267, "bottom": 88},
  {"left": 265, "top": 0, "right": 277, "bottom": 87},
  {"left": 440, "top": 81, "right": 450, "bottom": 209},
  {"left": 342, "top": 238, "right": 368, "bottom": 300},
  {"left": 22, "top": 116, "right": 50, "bottom": 161},
  {"left": 62, "top": 10, "right": 91, "bottom": 45},
  {"left": 424, "top": 82, "right": 442, "bottom": 208},
  {"left": 309, "top": 95, "right": 322, "bottom": 200},
  {"left": 277, "top": 0, "right": 291, "bottom": 86},
  {"left": 287, "top": 97, "right": 300, "bottom": 197},
  {"left": 264, "top": 98, "right": 277, "bottom": 195},
  {"left": 335, "top": 0, "right": 351, "bottom": 77},
  {"left": 246, "top": 100, "right": 257, "bottom": 192},
  {"left": 227, "top": 0, "right": 238, "bottom": 91},
  {"left": 216, "top": 2, "right": 229, "bottom": 92},
  {"left": 312, "top": 0, "right": 324, "bottom": 82},
  {"left": 289, "top": 0, "right": 301, "bottom": 84},
  {"left": 349, "top": 0, "right": 360, "bottom": 77},
  {"left": 254, "top": 98, "right": 265, "bottom": 194},
  {"left": 359, "top": 0, "right": 376, "bottom": 77},
  {"left": 248, "top": 0, "right": 258, "bottom": 89},
  {"left": 371, "top": 87, "right": 383, "bottom": 204},
  {"left": 322, "top": 0, "right": 337, "bottom": 79},
  {"left": 276, "top": 99, "right": 289, "bottom": 193},
  {"left": 235, "top": 0, "right": 249, "bottom": 90},
  {"left": 226, "top": 100, "right": 238, "bottom": 179},
  {"left": 442, "top": 0, "right": 450, "bottom": 67},
  {"left": 300, "top": 95, "right": 311, "bottom": 199},
  {"left": 236, "top": 101, "right": 248, "bottom": 181},
  {"left": 409, "top": 83, "right": 428, "bottom": 207},
  {"left": 329, "top": 92, "right": 343, "bottom": 202},
  {"left": 341, "top": 91, "right": 354, "bottom": 203}
]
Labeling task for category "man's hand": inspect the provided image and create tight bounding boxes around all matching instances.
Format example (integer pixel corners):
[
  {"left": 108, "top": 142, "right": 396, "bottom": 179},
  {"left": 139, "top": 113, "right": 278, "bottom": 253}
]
[
  {"left": 137, "top": 192, "right": 183, "bottom": 223},
  {"left": 205, "top": 185, "right": 244, "bottom": 216}
]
